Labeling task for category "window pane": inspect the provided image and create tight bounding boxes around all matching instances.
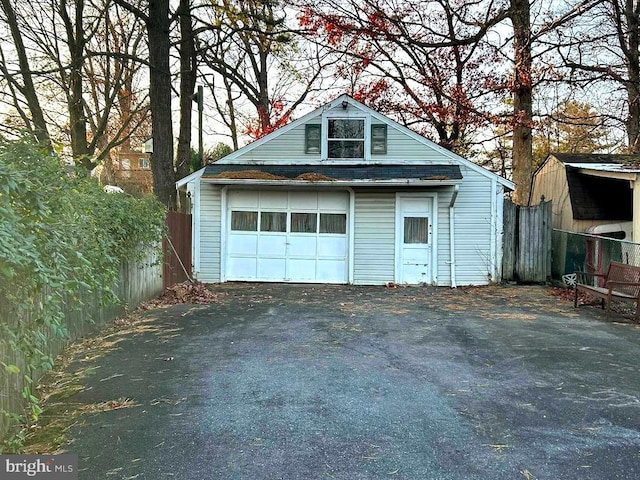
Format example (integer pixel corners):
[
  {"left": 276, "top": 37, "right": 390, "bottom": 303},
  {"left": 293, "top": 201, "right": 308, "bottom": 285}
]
[
  {"left": 305, "top": 124, "right": 321, "bottom": 154},
  {"left": 328, "top": 140, "right": 364, "bottom": 158},
  {"left": 328, "top": 119, "right": 364, "bottom": 139},
  {"left": 291, "top": 213, "right": 317, "bottom": 233},
  {"left": 371, "top": 125, "right": 387, "bottom": 154},
  {"left": 231, "top": 211, "right": 258, "bottom": 231},
  {"left": 404, "top": 217, "right": 428, "bottom": 244},
  {"left": 320, "top": 213, "right": 346, "bottom": 234},
  {"left": 260, "top": 212, "right": 286, "bottom": 232}
]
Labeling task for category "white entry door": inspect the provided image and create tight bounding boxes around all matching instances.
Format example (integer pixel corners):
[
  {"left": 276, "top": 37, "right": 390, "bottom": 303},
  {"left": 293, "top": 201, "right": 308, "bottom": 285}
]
[{"left": 397, "top": 196, "right": 434, "bottom": 284}]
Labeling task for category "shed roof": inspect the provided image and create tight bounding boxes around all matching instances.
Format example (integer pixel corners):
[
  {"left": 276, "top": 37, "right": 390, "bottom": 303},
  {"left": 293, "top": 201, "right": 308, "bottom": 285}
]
[{"left": 552, "top": 153, "right": 640, "bottom": 165}]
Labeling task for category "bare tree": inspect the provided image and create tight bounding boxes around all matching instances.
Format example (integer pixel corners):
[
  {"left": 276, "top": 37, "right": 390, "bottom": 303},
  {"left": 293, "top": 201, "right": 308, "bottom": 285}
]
[
  {"left": 83, "top": 2, "right": 150, "bottom": 160},
  {"left": 557, "top": 0, "right": 640, "bottom": 153},
  {"left": 298, "top": 0, "right": 510, "bottom": 152},
  {"left": 303, "top": 0, "right": 601, "bottom": 203},
  {"left": 175, "top": 0, "right": 197, "bottom": 180},
  {"left": 199, "top": 0, "right": 331, "bottom": 140},
  {"left": 0, "top": 0, "right": 51, "bottom": 148},
  {"left": 0, "top": 0, "right": 151, "bottom": 168},
  {"left": 509, "top": 0, "right": 533, "bottom": 204},
  {"left": 506, "top": 0, "right": 601, "bottom": 203},
  {"left": 115, "top": 0, "right": 176, "bottom": 208}
]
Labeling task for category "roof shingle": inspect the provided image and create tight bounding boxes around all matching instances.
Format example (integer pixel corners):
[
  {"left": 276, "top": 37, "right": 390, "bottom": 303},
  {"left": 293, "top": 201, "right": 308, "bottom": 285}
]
[{"left": 202, "top": 164, "right": 462, "bottom": 181}]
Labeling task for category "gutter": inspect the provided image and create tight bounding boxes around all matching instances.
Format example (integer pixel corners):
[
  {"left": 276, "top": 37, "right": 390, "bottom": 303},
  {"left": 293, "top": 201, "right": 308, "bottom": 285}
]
[
  {"left": 199, "top": 178, "right": 463, "bottom": 187},
  {"left": 449, "top": 185, "right": 459, "bottom": 288}
]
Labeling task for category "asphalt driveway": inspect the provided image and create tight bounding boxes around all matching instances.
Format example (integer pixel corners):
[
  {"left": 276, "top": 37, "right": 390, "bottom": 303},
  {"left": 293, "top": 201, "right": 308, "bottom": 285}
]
[{"left": 34, "top": 284, "right": 640, "bottom": 479}]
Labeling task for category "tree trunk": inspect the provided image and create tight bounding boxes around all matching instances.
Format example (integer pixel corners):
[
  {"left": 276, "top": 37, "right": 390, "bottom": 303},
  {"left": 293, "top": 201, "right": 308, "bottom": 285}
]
[
  {"left": 257, "top": 50, "right": 271, "bottom": 132},
  {"left": 627, "top": 83, "right": 640, "bottom": 153},
  {"left": 0, "top": 0, "right": 51, "bottom": 149},
  {"left": 59, "top": 0, "right": 92, "bottom": 167},
  {"left": 148, "top": 0, "right": 176, "bottom": 208},
  {"left": 510, "top": 0, "right": 533, "bottom": 205},
  {"left": 224, "top": 76, "right": 239, "bottom": 150},
  {"left": 68, "top": 0, "right": 91, "bottom": 168},
  {"left": 625, "top": 0, "right": 640, "bottom": 153},
  {"left": 176, "top": 0, "right": 196, "bottom": 181}
]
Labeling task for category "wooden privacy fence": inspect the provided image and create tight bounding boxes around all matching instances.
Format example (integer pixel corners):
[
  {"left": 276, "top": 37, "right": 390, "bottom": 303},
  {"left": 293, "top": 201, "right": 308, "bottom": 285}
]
[
  {"left": 503, "top": 198, "right": 552, "bottom": 283},
  {"left": 0, "top": 256, "right": 162, "bottom": 443},
  {"left": 163, "top": 211, "right": 192, "bottom": 289}
]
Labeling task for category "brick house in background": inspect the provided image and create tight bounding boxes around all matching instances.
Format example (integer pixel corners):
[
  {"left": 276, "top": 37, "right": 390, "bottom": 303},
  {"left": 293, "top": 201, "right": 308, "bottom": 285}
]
[{"left": 109, "top": 148, "right": 153, "bottom": 196}]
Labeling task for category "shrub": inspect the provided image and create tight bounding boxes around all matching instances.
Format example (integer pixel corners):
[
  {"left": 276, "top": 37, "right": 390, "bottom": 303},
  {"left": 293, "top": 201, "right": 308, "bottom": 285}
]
[{"left": 0, "top": 138, "right": 165, "bottom": 437}]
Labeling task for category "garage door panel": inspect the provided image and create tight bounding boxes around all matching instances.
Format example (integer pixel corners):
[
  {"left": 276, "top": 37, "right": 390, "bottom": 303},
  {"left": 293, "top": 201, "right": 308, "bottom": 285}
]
[
  {"left": 319, "top": 192, "right": 349, "bottom": 209},
  {"left": 318, "top": 237, "right": 347, "bottom": 258},
  {"left": 228, "top": 257, "right": 257, "bottom": 279},
  {"left": 288, "top": 236, "right": 317, "bottom": 257},
  {"left": 317, "top": 260, "right": 347, "bottom": 282},
  {"left": 260, "top": 191, "right": 288, "bottom": 209},
  {"left": 228, "top": 190, "right": 258, "bottom": 208},
  {"left": 288, "top": 258, "right": 316, "bottom": 280},
  {"left": 228, "top": 234, "right": 258, "bottom": 255},
  {"left": 290, "top": 191, "right": 318, "bottom": 209},
  {"left": 258, "top": 235, "right": 287, "bottom": 256},
  {"left": 258, "top": 258, "right": 286, "bottom": 280}
]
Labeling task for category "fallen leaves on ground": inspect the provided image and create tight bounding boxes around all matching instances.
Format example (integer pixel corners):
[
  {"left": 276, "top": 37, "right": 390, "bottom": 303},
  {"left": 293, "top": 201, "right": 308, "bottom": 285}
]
[
  {"left": 549, "top": 287, "right": 593, "bottom": 305},
  {"left": 521, "top": 469, "right": 536, "bottom": 480},
  {"left": 78, "top": 397, "right": 138, "bottom": 414},
  {"left": 140, "top": 281, "right": 220, "bottom": 308},
  {"left": 550, "top": 286, "right": 640, "bottom": 322}
]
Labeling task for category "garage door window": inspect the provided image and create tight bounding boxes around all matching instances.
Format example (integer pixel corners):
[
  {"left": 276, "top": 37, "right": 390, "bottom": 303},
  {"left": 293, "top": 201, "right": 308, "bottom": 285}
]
[
  {"left": 231, "top": 211, "right": 258, "bottom": 231},
  {"left": 260, "top": 212, "right": 287, "bottom": 232},
  {"left": 320, "top": 213, "right": 346, "bottom": 234},
  {"left": 291, "top": 213, "right": 317, "bottom": 233}
]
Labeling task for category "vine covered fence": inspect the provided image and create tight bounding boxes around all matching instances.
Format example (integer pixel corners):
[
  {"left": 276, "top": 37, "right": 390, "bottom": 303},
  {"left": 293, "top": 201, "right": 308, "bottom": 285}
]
[{"left": 0, "top": 256, "right": 161, "bottom": 444}]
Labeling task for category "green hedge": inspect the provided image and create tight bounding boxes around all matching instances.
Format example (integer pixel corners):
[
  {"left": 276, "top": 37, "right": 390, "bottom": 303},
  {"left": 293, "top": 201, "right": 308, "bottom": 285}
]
[{"left": 0, "top": 138, "right": 165, "bottom": 438}]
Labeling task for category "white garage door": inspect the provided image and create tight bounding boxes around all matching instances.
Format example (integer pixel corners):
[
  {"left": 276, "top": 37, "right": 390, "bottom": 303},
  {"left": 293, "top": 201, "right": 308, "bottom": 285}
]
[{"left": 227, "top": 190, "right": 349, "bottom": 283}]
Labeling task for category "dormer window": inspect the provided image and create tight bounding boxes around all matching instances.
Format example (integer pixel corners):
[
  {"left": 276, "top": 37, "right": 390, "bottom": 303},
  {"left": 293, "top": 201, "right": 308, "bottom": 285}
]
[
  {"left": 305, "top": 108, "right": 388, "bottom": 159},
  {"left": 327, "top": 119, "right": 364, "bottom": 159}
]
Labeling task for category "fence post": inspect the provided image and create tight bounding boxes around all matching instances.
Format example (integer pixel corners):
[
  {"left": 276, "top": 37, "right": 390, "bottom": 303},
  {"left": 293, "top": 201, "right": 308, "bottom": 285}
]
[{"left": 502, "top": 198, "right": 517, "bottom": 281}]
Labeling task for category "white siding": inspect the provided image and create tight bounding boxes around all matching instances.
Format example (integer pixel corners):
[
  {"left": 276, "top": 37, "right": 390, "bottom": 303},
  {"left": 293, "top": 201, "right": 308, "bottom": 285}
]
[
  {"left": 198, "top": 184, "right": 222, "bottom": 282},
  {"left": 230, "top": 115, "right": 451, "bottom": 164},
  {"left": 435, "top": 188, "right": 452, "bottom": 286},
  {"left": 381, "top": 128, "right": 453, "bottom": 162},
  {"left": 453, "top": 167, "right": 494, "bottom": 285},
  {"left": 353, "top": 191, "right": 396, "bottom": 284},
  {"left": 235, "top": 121, "right": 320, "bottom": 162},
  {"left": 197, "top": 180, "right": 497, "bottom": 286}
]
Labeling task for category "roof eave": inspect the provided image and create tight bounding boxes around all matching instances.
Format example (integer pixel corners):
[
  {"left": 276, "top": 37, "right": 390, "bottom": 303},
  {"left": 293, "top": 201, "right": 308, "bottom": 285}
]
[
  {"left": 200, "top": 178, "right": 463, "bottom": 187},
  {"left": 176, "top": 167, "right": 205, "bottom": 188}
]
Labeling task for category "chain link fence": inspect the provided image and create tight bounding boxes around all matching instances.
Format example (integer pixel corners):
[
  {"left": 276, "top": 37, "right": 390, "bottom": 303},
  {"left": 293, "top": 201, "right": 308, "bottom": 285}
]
[{"left": 552, "top": 229, "right": 640, "bottom": 286}]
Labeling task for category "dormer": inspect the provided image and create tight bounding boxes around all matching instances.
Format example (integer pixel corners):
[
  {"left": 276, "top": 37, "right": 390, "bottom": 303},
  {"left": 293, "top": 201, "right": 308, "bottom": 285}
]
[{"left": 305, "top": 102, "right": 387, "bottom": 161}]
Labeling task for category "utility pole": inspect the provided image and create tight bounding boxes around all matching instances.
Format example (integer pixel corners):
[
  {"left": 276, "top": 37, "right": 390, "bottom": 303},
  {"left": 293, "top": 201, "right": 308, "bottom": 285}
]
[{"left": 192, "top": 85, "right": 203, "bottom": 169}]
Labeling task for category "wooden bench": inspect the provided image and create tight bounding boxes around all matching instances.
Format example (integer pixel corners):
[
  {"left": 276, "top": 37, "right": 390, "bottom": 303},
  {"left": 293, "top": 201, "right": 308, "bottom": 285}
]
[{"left": 574, "top": 261, "right": 640, "bottom": 319}]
